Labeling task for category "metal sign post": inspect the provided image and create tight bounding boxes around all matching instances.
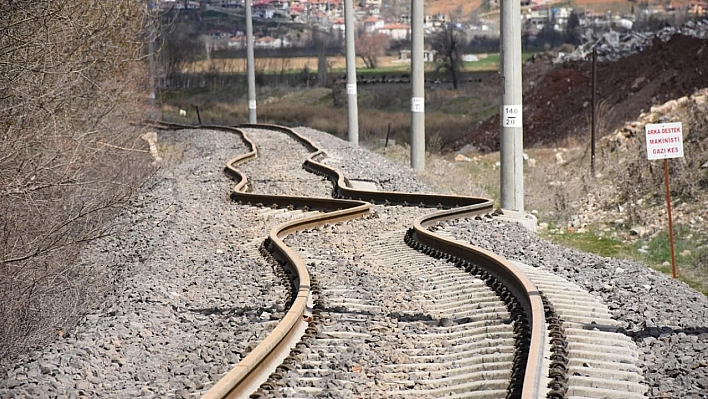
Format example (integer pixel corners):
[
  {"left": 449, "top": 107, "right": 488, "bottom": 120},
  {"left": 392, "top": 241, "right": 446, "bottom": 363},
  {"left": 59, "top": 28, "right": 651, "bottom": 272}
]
[
  {"left": 591, "top": 48, "right": 597, "bottom": 176},
  {"left": 663, "top": 158, "right": 677, "bottom": 278},
  {"left": 645, "top": 122, "right": 684, "bottom": 278}
]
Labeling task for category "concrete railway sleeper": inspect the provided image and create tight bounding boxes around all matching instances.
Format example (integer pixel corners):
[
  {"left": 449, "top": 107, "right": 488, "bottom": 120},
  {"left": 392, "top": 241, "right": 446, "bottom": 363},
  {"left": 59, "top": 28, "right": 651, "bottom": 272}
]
[
  {"left": 153, "top": 122, "right": 641, "bottom": 399},
  {"left": 251, "top": 220, "right": 522, "bottom": 398},
  {"left": 431, "top": 219, "right": 648, "bottom": 398}
]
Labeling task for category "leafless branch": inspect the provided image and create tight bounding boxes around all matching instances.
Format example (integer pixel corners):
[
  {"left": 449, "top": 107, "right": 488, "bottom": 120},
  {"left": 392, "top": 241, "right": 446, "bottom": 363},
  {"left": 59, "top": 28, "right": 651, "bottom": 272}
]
[{"left": 0, "top": 0, "right": 159, "bottom": 364}]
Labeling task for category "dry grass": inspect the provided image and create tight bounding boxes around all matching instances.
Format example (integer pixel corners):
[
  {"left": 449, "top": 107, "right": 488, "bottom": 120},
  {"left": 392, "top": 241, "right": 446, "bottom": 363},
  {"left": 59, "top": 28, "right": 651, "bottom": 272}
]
[
  {"left": 376, "top": 142, "right": 593, "bottom": 220},
  {"left": 163, "top": 81, "right": 500, "bottom": 152},
  {"left": 190, "top": 56, "right": 410, "bottom": 74}
]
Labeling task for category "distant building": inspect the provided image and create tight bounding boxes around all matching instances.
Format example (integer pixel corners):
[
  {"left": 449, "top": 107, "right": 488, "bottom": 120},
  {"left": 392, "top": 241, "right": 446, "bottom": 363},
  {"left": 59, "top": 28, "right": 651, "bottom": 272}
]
[
  {"left": 524, "top": 7, "right": 551, "bottom": 31},
  {"left": 332, "top": 17, "right": 345, "bottom": 33},
  {"left": 212, "top": 0, "right": 242, "bottom": 7},
  {"left": 361, "top": 0, "right": 381, "bottom": 7},
  {"left": 378, "top": 23, "right": 410, "bottom": 40},
  {"left": 308, "top": 0, "right": 343, "bottom": 17},
  {"left": 255, "top": 36, "right": 292, "bottom": 48},
  {"left": 228, "top": 35, "right": 248, "bottom": 49},
  {"left": 689, "top": 0, "right": 707, "bottom": 16},
  {"left": 424, "top": 13, "right": 446, "bottom": 28},
  {"left": 158, "top": 0, "right": 201, "bottom": 10},
  {"left": 363, "top": 16, "right": 385, "bottom": 33}
]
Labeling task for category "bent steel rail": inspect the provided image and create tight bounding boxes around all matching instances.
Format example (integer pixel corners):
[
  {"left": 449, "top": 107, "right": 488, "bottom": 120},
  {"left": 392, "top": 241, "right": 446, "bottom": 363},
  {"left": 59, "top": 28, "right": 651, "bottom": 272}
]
[
  {"left": 414, "top": 209, "right": 547, "bottom": 399},
  {"left": 153, "top": 122, "right": 547, "bottom": 399}
]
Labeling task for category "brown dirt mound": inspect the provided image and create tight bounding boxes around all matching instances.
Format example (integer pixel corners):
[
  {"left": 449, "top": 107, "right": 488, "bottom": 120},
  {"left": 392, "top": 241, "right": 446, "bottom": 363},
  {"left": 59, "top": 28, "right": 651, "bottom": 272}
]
[{"left": 455, "top": 34, "right": 708, "bottom": 152}]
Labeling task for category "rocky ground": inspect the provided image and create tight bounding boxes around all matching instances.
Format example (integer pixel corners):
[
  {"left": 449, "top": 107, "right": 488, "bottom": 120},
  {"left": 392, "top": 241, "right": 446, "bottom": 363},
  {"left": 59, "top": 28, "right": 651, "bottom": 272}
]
[
  {"left": 457, "top": 33, "right": 708, "bottom": 153},
  {"left": 445, "top": 26, "right": 708, "bottom": 285}
]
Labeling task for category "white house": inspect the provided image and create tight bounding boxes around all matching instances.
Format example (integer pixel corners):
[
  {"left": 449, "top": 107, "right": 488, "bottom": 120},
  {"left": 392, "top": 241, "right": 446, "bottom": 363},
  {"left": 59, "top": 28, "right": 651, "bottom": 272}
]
[
  {"left": 228, "top": 35, "right": 248, "bottom": 49},
  {"left": 378, "top": 23, "right": 410, "bottom": 40},
  {"left": 363, "top": 16, "right": 385, "bottom": 33},
  {"left": 332, "top": 17, "right": 345, "bottom": 34},
  {"left": 424, "top": 13, "right": 446, "bottom": 28},
  {"left": 254, "top": 36, "right": 292, "bottom": 49}
]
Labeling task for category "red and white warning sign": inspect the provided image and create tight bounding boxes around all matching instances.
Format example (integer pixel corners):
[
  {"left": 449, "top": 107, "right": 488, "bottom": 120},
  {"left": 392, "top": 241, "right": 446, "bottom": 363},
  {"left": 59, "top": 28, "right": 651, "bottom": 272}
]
[{"left": 645, "top": 122, "right": 684, "bottom": 160}]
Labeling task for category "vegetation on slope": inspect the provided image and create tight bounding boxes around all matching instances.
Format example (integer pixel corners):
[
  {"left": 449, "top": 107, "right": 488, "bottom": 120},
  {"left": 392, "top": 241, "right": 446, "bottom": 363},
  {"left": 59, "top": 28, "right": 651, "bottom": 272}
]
[{"left": 0, "top": 1, "right": 155, "bottom": 364}]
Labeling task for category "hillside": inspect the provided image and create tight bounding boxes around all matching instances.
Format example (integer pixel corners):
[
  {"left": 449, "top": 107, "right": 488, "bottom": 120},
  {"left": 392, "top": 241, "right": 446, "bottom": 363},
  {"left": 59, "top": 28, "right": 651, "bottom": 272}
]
[
  {"left": 427, "top": 0, "right": 485, "bottom": 17},
  {"left": 427, "top": 0, "right": 689, "bottom": 18},
  {"left": 454, "top": 34, "right": 708, "bottom": 152},
  {"left": 433, "top": 31, "right": 708, "bottom": 288}
]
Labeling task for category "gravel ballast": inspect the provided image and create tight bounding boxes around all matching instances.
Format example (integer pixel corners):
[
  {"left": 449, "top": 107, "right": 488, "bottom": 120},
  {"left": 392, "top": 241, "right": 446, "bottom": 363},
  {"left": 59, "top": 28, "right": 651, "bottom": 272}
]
[
  {"left": 300, "top": 126, "right": 708, "bottom": 399},
  {"left": 1, "top": 126, "right": 706, "bottom": 398}
]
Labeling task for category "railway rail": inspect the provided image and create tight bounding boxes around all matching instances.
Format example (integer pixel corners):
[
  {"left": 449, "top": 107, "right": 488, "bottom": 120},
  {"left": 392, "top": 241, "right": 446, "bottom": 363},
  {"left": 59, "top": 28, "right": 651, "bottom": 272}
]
[
  {"left": 152, "top": 122, "right": 548, "bottom": 398},
  {"left": 150, "top": 122, "right": 645, "bottom": 399},
  {"left": 3, "top": 122, "right": 705, "bottom": 399}
]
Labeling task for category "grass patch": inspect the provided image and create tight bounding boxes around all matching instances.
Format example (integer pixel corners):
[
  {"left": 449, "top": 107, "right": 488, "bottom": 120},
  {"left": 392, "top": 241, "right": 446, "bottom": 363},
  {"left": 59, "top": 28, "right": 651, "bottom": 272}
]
[
  {"left": 464, "top": 55, "right": 499, "bottom": 71},
  {"left": 345, "top": 65, "right": 412, "bottom": 74},
  {"left": 634, "top": 226, "right": 708, "bottom": 294},
  {"left": 463, "top": 52, "right": 534, "bottom": 71},
  {"left": 542, "top": 224, "right": 708, "bottom": 295},
  {"left": 544, "top": 230, "right": 634, "bottom": 258}
]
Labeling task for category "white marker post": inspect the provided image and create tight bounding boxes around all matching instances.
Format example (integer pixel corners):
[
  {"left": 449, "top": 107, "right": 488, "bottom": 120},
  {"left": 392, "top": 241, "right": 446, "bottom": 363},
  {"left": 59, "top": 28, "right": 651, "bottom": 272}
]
[{"left": 645, "top": 122, "right": 684, "bottom": 278}]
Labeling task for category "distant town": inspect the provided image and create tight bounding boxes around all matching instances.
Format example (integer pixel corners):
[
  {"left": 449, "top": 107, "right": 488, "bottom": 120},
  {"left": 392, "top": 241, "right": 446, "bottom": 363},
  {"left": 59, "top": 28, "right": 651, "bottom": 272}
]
[{"left": 154, "top": 0, "right": 707, "bottom": 52}]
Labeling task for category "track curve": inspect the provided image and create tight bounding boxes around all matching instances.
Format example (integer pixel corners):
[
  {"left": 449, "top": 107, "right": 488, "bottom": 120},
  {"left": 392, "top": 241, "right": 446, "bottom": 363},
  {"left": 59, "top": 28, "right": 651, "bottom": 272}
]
[{"left": 155, "top": 122, "right": 548, "bottom": 399}]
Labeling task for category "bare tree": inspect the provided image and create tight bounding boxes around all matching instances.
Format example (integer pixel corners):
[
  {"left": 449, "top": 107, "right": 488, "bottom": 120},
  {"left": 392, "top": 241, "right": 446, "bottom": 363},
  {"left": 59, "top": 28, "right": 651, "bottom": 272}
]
[
  {"left": 160, "top": 22, "right": 207, "bottom": 80},
  {"left": 355, "top": 33, "right": 391, "bottom": 69},
  {"left": 0, "top": 0, "right": 156, "bottom": 365},
  {"left": 430, "top": 22, "right": 465, "bottom": 89}
]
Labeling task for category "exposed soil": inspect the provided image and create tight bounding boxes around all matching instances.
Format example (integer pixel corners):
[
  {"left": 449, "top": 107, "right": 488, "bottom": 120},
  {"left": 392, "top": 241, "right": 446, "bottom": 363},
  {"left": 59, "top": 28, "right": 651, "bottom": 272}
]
[{"left": 454, "top": 34, "right": 708, "bottom": 152}]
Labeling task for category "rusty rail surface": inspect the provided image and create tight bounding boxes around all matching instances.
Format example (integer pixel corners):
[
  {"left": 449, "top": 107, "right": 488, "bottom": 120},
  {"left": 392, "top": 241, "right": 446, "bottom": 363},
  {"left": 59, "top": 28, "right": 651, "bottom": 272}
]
[{"left": 154, "top": 122, "right": 547, "bottom": 399}]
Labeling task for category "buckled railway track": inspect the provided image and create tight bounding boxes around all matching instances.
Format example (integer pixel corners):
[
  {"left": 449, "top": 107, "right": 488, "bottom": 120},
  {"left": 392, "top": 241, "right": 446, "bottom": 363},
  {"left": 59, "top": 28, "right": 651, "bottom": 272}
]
[{"left": 154, "top": 122, "right": 644, "bottom": 399}]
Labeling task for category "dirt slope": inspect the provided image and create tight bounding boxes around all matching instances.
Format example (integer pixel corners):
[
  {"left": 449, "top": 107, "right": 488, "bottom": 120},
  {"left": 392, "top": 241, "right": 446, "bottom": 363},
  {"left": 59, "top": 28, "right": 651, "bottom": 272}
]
[{"left": 456, "top": 35, "right": 708, "bottom": 152}]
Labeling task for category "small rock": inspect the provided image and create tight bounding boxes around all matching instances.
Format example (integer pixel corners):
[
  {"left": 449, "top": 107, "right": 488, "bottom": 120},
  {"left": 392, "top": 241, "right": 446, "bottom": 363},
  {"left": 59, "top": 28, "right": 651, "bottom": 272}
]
[
  {"left": 630, "top": 226, "right": 647, "bottom": 237},
  {"left": 75, "top": 381, "right": 91, "bottom": 391},
  {"left": 438, "top": 317, "right": 454, "bottom": 327},
  {"left": 454, "top": 154, "right": 472, "bottom": 162}
]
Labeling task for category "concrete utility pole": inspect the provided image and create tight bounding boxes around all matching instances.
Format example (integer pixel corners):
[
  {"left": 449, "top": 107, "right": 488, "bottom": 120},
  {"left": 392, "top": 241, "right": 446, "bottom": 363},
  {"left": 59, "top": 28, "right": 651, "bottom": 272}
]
[
  {"left": 410, "top": 0, "right": 425, "bottom": 171},
  {"left": 147, "top": 1, "right": 156, "bottom": 114},
  {"left": 148, "top": 22, "right": 156, "bottom": 110},
  {"left": 500, "top": 0, "right": 524, "bottom": 212},
  {"left": 344, "top": 0, "right": 359, "bottom": 144},
  {"left": 317, "top": 31, "right": 328, "bottom": 87},
  {"left": 246, "top": 0, "right": 257, "bottom": 123}
]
